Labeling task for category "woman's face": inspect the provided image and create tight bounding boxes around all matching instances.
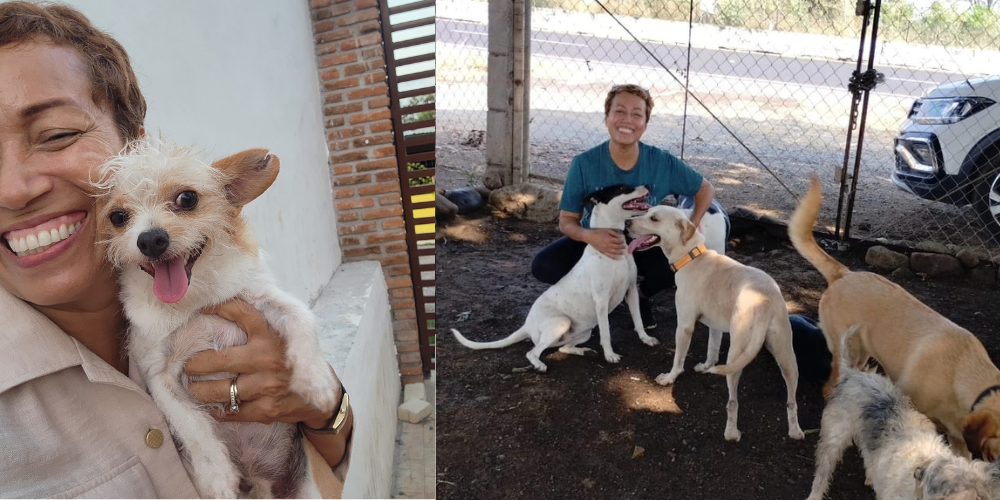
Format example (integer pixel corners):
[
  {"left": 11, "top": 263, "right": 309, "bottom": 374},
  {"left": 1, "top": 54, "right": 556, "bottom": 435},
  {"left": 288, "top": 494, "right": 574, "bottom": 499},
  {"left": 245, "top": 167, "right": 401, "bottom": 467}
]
[
  {"left": 605, "top": 92, "right": 648, "bottom": 148},
  {"left": 0, "top": 41, "right": 124, "bottom": 308}
]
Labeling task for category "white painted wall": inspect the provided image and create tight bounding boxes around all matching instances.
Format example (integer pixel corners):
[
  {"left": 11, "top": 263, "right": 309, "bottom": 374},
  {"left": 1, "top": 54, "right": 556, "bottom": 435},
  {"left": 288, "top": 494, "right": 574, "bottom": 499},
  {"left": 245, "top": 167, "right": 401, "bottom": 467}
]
[{"left": 63, "top": 0, "right": 340, "bottom": 303}]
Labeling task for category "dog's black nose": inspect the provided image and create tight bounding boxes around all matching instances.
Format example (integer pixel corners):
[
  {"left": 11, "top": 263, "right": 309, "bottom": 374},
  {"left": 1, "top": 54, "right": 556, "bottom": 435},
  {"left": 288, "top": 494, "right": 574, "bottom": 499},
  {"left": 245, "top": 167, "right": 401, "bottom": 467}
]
[{"left": 137, "top": 228, "right": 170, "bottom": 258}]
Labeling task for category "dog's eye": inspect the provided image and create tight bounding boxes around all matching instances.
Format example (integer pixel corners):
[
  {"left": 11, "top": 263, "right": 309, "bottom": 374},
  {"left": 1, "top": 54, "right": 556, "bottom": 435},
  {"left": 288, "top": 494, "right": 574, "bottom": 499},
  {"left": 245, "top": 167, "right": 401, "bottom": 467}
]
[
  {"left": 175, "top": 191, "right": 198, "bottom": 210},
  {"left": 651, "top": 216, "right": 658, "bottom": 222},
  {"left": 109, "top": 211, "right": 129, "bottom": 227}
]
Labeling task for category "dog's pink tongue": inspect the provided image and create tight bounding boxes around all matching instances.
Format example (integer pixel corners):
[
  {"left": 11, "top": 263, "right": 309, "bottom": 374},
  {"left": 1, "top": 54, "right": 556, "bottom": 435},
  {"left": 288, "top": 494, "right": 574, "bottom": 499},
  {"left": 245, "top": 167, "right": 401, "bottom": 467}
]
[
  {"left": 627, "top": 235, "right": 655, "bottom": 254},
  {"left": 151, "top": 257, "right": 189, "bottom": 303}
]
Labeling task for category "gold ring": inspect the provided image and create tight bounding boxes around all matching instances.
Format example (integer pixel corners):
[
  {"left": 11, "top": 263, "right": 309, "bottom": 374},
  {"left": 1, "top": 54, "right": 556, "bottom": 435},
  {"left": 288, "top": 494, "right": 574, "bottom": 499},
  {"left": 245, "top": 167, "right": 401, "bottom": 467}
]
[{"left": 229, "top": 375, "right": 241, "bottom": 413}]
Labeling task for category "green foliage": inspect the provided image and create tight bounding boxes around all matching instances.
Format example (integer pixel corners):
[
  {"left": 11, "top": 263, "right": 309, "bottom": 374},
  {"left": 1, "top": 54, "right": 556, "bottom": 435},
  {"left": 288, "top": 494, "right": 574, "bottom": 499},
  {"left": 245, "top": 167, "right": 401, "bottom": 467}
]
[
  {"left": 402, "top": 93, "right": 436, "bottom": 125},
  {"left": 408, "top": 160, "right": 435, "bottom": 187},
  {"left": 532, "top": 0, "right": 1000, "bottom": 50}
]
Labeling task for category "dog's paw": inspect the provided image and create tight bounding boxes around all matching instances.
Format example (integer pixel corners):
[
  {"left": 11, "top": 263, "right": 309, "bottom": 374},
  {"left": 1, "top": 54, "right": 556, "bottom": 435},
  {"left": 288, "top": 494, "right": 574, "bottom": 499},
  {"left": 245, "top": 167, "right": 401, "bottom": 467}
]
[
  {"left": 604, "top": 351, "right": 622, "bottom": 364},
  {"left": 290, "top": 361, "right": 338, "bottom": 414},
  {"left": 527, "top": 353, "right": 548, "bottom": 372},
  {"left": 655, "top": 372, "right": 679, "bottom": 385},
  {"left": 558, "top": 346, "right": 593, "bottom": 356},
  {"left": 694, "top": 361, "right": 716, "bottom": 373},
  {"left": 724, "top": 428, "right": 742, "bottom": 442},
  {"left": 639, "top": 334, "right": 660, "bottom": 347},
  {"left": 789, "top": 427, "right": 805, "bottom": 440},
  {"left": 191, "top": 448, "right": 240, "bottom": 498}
]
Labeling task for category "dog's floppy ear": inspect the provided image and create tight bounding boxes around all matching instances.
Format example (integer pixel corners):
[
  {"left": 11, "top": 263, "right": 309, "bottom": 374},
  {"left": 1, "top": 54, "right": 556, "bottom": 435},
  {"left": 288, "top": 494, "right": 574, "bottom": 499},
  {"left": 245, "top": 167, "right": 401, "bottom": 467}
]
[
  {"left": 211, "top": 148, "right": 280, "bottom": 207},
  {"left": 962, "top": 410, "right": 1000, "bottom": 461},
  {"left": 675, "top": 219, "right": 696, "bottom": 245}
]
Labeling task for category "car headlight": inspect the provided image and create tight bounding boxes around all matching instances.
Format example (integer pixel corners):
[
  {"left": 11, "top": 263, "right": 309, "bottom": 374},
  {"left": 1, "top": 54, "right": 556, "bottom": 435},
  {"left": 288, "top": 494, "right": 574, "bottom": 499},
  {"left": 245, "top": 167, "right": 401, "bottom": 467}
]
[{"left": 909, "top": 96, "right": 995, "bottom": 125}]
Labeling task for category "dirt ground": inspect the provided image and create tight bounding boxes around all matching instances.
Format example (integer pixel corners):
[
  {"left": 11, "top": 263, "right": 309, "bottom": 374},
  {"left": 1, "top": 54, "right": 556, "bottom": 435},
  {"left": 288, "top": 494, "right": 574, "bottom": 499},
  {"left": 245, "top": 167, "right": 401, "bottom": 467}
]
[{"left": 435, "top": 213, "right": 1000, "bottom": 500}]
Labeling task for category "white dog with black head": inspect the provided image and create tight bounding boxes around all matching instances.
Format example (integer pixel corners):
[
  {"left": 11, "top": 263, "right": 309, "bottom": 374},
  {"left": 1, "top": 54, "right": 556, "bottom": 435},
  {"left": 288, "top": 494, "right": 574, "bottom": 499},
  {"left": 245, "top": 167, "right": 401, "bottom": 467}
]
[{"left": 452, "top": 184, "right": 654, "bottom": 371}]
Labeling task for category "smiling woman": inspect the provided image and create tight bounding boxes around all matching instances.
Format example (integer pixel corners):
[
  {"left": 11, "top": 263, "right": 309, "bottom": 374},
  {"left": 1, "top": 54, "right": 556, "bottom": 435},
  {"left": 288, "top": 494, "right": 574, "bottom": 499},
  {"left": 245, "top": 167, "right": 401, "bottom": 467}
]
[
  {"left": 530, "top": 83, "right": 720, "bottom": 331},
  {"left": 0, "top": 3, "right": 352, "bottom": 498}
]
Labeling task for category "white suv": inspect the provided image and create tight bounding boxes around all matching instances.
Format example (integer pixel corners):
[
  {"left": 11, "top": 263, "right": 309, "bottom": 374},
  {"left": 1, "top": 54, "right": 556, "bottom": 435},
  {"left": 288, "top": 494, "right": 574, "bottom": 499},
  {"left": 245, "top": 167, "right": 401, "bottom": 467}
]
[{"left": 892, "top": 75, "right": 1000, "bottom": 238}]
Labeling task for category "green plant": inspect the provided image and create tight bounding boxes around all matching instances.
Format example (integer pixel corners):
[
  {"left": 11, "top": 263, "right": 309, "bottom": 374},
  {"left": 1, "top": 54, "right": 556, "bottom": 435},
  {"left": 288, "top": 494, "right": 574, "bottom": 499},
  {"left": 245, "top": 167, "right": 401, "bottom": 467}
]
[
  {"left": 402, "top": 93, "right": 436, "bottom": 124},
  {"left": 461, "top": 169, "right": 480, "bottom": 187},
  {"left": 408, "top": 160, "right": 435, "bottom": 187}
]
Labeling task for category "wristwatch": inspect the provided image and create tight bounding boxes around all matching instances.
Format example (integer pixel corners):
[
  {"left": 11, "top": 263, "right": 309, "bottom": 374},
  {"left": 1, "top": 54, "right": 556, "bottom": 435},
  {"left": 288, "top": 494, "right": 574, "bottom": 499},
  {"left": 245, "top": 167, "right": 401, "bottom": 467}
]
[{"left": 301, "top": 389, "right": 351, "bottom": 435}]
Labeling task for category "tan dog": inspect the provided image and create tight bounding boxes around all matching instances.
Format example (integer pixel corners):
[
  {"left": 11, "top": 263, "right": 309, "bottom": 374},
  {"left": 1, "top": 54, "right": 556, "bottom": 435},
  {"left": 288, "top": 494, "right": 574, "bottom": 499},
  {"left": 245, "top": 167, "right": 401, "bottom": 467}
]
[
  {"left": 789, "top": 175, "right": 1000, "bottom": 461},
  {"left": 627, "top": 205, "right": 804, "bottom": 442}
]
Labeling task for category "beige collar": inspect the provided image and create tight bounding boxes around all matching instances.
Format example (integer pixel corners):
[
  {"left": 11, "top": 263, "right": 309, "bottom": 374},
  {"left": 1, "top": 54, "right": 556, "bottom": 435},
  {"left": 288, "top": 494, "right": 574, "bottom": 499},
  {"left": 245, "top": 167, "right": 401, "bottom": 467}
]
[
  {"left": 0, "top": 285, "right": 142, "bottom": 395},
  {"left": 670, "top": 244, "right": 708, "bottom": 272}
]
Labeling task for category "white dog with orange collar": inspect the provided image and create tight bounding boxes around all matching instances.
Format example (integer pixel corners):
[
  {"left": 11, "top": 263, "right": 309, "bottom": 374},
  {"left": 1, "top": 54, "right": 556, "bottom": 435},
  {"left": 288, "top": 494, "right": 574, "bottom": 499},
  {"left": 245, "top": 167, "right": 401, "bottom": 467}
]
[{"left": 626, "top": 205, "right": 804, "bottom": 442}]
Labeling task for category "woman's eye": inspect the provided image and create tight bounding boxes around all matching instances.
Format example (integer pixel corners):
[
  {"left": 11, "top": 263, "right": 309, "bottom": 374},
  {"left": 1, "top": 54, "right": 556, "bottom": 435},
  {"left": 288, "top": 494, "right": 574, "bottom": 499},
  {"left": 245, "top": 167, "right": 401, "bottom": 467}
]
[
  {"left": 175, "top": 191, "right": 198, "bottom": 210},
  {"left": 45, "top": 131, "right": 80, "bottom": 143}
]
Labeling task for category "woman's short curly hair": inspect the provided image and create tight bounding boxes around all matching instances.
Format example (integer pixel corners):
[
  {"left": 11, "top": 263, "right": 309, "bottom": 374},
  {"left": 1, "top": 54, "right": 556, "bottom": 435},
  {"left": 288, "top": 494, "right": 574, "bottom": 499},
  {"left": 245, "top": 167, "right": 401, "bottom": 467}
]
[
  {"left": 604, "top": 84, "right": 654, "bottom": 123},
  {"left": 0, "top": 1, "right": 146, "bottom": 142}
]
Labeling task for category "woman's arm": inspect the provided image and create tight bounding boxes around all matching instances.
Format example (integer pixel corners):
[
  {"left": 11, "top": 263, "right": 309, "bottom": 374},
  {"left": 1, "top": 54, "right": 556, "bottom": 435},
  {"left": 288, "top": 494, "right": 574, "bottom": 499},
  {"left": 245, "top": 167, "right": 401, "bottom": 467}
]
[
  {"left": 687, "top": 178, "right": 716, "bottom": 230},
  {"left": 184, "top": 300, "right": 352, "bottom": 469},
  {"left": 559, "top": 210, "right": 626, "bottom": 258}
]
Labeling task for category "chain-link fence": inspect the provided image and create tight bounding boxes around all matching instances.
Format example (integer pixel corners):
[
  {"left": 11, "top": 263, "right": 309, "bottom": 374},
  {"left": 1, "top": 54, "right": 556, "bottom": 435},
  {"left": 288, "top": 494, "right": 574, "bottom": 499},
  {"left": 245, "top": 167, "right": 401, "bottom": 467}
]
[{"left": 437, "top": 0, "right": 1000, "bottom": 258}]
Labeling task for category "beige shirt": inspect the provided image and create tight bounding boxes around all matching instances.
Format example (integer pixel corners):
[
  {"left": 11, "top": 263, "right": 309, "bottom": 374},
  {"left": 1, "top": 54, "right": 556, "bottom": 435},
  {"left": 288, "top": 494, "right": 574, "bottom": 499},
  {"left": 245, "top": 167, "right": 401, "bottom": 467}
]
[
  {"left": 0, "top": 285, "right": 199, "bottom": 498},
  {"left": 0, "top": 284, "right": 351, "bottom": 498}
]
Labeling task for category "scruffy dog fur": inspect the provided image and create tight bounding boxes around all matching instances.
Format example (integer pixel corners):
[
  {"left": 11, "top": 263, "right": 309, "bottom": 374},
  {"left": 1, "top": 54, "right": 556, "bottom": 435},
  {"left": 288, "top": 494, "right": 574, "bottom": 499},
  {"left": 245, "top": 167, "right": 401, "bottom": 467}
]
[
  {"left": 626, "top": 205, "right": 803, "bottom": 442},
  {"left": 807, "top": 326, "right": 1000, "bottom": 500},
  {"left": 790, "top": 175, "right": 1000, "bottom": 461},
  {"left": 96, "top": 140, "right": 336, "bottom": 498}
]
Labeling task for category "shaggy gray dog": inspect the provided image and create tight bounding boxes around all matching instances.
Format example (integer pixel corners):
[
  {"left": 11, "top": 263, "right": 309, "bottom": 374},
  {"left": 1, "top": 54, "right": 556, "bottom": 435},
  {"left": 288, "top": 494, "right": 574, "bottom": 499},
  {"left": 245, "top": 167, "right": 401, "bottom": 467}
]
[{"left": 807, "top": 326, "right": 1000, "bottom": 500}]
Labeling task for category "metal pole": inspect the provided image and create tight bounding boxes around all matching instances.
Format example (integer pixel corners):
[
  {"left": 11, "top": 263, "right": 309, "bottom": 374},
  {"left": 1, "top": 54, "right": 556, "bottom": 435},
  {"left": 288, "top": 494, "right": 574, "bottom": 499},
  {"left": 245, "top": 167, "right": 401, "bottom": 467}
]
[
  {"left": 834, "top": 0, "right": 872, "bottom": 238},
  {"left": 842, "top": 0, "right": 883, "bottom": 240}
]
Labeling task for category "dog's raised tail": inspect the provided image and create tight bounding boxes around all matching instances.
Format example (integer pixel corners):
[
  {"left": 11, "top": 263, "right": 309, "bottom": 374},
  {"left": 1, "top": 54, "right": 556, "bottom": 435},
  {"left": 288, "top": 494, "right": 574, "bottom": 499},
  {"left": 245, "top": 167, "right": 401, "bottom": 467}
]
[
  {"left": 451, "top": 327, "right": 529, "bottom": 350},
  {"left": 788, "top": 175, "right": 848, "bottom": 285}
]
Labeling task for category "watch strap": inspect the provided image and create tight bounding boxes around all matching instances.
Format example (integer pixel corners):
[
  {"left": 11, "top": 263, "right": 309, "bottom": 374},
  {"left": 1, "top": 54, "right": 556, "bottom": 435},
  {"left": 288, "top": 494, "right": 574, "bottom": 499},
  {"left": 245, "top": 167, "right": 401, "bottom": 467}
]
[{"left": 301, "top": 390, "right": 350, "bottom": 435}]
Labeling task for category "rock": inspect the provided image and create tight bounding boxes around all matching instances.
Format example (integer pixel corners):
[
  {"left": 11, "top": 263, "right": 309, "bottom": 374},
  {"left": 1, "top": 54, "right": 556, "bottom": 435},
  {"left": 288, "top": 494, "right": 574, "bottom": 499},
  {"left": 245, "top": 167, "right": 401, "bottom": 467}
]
[
  {"left": 915, "top": 240, "right": 951, "bottom": 255},
  {"left": 631, "top": 446, "right": 645, "bottom": 459},
  {"left": 489, "top": 183, "right": 562, "bottom": 223},
  {"left": 403, "top": 382, "right": 426, "bottom": 402},
  {"left": 890, "top": 267, "right": 915, "bottom": 281},
  {"left": 865, "top": 246, "right": 909, "bottom": 271},
  {"left": 444, "top": 187, "right": 486, "bottom": 215},
  {"left": 956, "top": 248, "right": 980, "bottom": 269},
  {"left": 473, "top": 185, "right": 492, "bottom": 200},
  {"left": 910, "top": 252, "right": 963, "bottom": 278},
  {"left": 436, "top": 189, "right": 458, "bottom": 222},
  {"left": 398, "top": 398, "right": 432, "bottom": 423}
]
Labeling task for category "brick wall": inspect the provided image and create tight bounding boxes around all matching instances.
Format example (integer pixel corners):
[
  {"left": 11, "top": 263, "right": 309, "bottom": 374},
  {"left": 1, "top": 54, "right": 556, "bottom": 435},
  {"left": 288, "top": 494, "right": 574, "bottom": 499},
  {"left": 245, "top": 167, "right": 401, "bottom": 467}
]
[{"left": 309, "top": 0, "right": 424, "bottom": 385}]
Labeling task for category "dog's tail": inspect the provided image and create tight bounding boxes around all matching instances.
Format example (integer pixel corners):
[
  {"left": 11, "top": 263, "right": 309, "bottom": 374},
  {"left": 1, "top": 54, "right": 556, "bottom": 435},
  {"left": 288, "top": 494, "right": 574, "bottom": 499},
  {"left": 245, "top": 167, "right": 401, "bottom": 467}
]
[
  {"left": 788, "top": 175, "right": 848, "bottom": 285},
  {"left": 707, "top": 311, "right": 772, "bottom": 376},
  {"left": 451, "top": 327, "right": 530, "bottom": 350}
]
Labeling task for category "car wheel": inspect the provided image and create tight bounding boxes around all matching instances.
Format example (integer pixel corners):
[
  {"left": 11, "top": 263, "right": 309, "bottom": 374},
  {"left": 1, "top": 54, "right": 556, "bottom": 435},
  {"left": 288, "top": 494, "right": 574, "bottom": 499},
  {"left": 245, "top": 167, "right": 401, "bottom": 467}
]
[{"left": 974, "top": 169, "right": 1000, "bottom": 242}]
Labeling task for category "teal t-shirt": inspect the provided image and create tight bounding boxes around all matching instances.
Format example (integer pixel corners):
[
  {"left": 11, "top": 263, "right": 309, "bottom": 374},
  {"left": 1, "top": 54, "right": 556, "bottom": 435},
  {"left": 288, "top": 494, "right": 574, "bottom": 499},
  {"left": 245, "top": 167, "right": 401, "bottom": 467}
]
[{"left": 560, "top": 141, "right": 704, "bottom": 227}]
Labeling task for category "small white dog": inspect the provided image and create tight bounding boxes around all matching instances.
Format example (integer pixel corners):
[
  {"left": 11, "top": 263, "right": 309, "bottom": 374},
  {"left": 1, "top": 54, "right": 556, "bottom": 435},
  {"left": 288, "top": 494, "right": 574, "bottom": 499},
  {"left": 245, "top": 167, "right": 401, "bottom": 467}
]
[
  {"left": 807, "top": 326, "right": 1000, "bottom": 500},
  {"left": 451, "top": 184, "right": 654, "bottom": 371},
  {"left": 626, "top": 205, "right": 803, "bottom": 441},
  {"left": 96, "top": 140, "right": 337, "bottom": 498}
]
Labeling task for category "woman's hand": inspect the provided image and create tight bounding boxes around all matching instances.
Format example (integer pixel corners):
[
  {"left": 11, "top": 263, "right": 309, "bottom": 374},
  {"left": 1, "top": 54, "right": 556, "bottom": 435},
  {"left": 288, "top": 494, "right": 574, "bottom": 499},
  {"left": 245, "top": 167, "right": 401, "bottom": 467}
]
[
  {"left": 183, "top": 299, "right": 339, "bottom": 428},
  {"left": 586, "top": 228, "right": 627, "bottom": 258}
]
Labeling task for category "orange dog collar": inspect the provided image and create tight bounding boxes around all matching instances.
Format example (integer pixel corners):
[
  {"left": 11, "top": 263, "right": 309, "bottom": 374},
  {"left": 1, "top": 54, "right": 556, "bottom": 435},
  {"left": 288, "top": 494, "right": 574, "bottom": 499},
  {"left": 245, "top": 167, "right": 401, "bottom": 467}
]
[{"left": 670, "top": 244, "right": 707, "bottom": 272}]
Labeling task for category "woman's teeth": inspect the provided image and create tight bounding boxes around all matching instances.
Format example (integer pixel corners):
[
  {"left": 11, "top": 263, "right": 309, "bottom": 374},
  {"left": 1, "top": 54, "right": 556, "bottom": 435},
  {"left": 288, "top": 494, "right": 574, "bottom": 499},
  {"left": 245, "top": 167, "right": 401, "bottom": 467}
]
[{"left": 8, "top": 222, "right": 82, "bottom": 257}]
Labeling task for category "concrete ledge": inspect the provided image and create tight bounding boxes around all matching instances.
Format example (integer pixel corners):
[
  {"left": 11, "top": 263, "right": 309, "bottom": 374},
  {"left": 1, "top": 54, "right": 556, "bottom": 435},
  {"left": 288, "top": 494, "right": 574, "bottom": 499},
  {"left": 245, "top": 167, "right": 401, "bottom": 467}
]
[{"left": 313, "top": 261, "right": 400, "bottom": 499}]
